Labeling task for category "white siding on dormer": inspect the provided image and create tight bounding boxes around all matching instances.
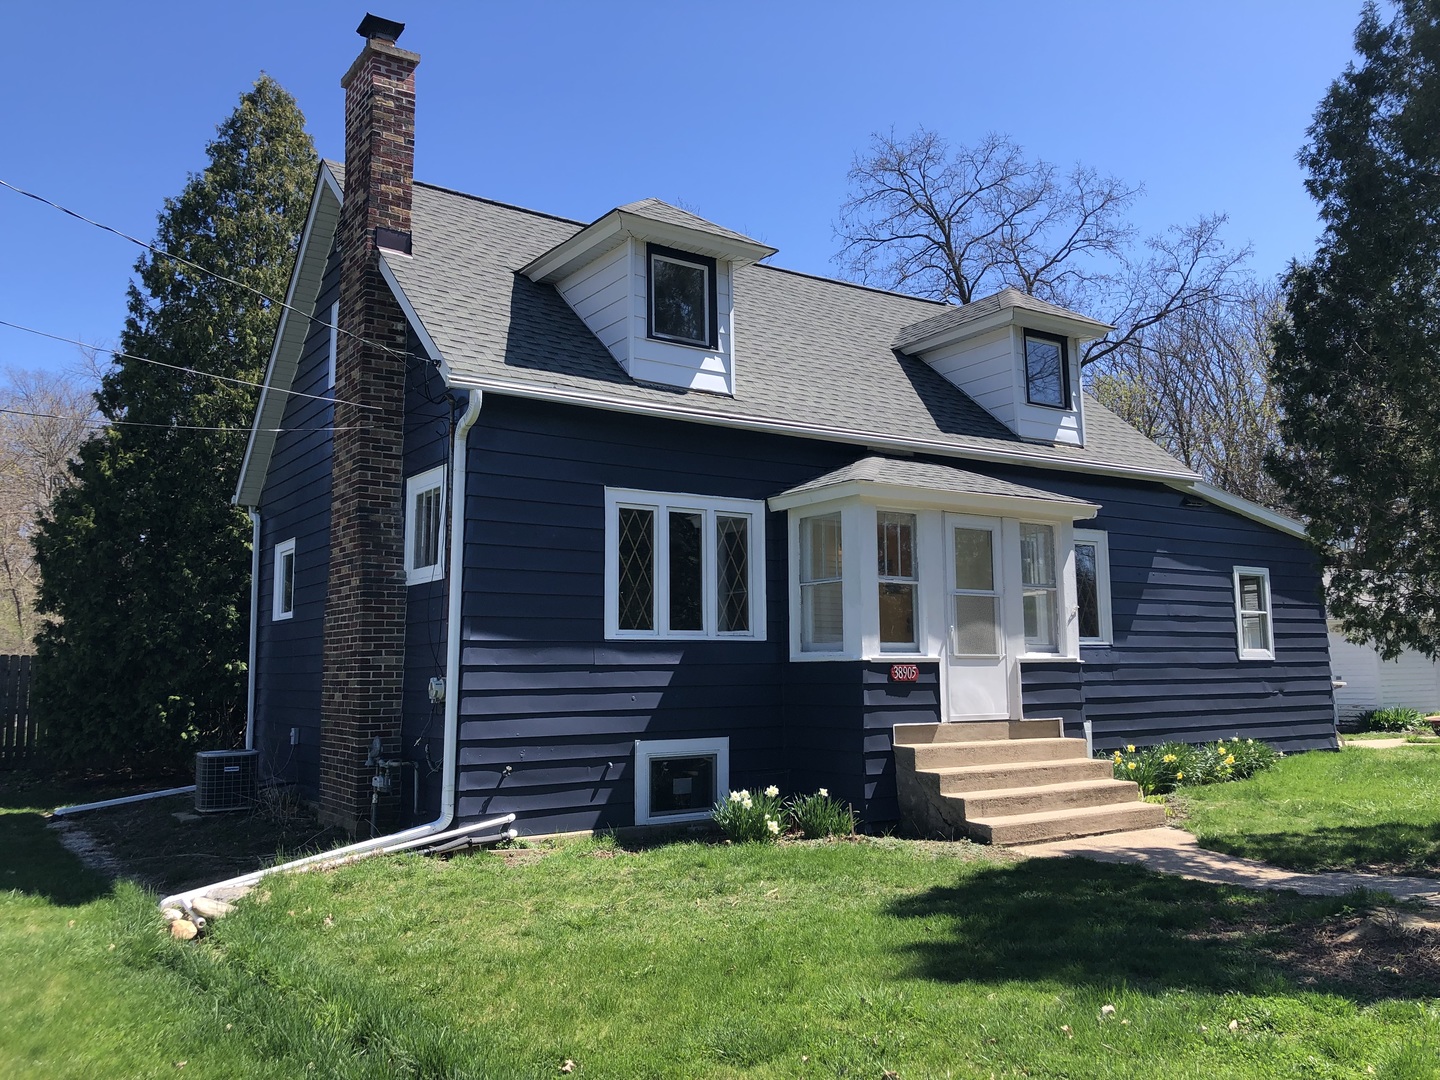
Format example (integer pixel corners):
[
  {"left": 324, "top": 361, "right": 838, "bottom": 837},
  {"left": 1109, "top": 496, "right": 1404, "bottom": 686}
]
[
  {"left": 1014, "top": 326, "right": 1084, "bottom": 446},
  {"left": 922, "top": 327, "right": 1017, "bottom": 431},
  {"left": 558, "top": 242, "right": 632, "bottom": 369},
  {"left": 626, "top": 241, "right": 734, "bottom": 395}
]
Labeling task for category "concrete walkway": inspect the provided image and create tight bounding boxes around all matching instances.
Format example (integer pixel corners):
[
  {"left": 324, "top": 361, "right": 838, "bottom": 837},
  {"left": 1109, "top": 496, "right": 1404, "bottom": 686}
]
[{"left": 1019, "top": 827, "right": 1440, "bottom": 905}]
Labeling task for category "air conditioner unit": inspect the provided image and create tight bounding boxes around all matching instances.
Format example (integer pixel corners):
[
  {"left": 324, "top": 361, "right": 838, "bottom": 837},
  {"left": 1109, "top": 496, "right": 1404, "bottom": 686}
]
[{"left": 195, "top": 749, "right": 258, "bottom": 813}]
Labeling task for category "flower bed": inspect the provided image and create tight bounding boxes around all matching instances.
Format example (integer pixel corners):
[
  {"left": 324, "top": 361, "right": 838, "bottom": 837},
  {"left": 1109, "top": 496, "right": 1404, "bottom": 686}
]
[{"left": 1104, "top": 738, "right": 1281, "bottom": 796}]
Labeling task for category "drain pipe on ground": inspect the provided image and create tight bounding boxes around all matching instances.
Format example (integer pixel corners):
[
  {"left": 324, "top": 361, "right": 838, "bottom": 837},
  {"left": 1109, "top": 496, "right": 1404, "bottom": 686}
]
[{"left": 158, "top": 389, "right": 506, "bottom": 918}]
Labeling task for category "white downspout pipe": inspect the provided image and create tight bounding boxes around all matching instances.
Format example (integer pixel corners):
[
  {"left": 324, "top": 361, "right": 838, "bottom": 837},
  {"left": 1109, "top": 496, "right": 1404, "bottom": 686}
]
[
  {"left": 246, "top": 508, "right": 262, "bottom": 750},
  {"left": 159, "top": 388, "right": 490, "bottom": 913}
]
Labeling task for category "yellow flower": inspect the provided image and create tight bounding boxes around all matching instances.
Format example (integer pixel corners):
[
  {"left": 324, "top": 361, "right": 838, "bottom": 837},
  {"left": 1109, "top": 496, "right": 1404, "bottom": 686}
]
[
  {"left": 1127, "top": 762, "right": 1137, "bottom": 771},
  {"left": 1225, "top": 755, "right": 1235, "bottom": 765},
  {"left": 1163, "top": 754, "right": 1177, "bottom": 764},
  {"left": 1126, "top": 744, "right": 1136, "bottom": 753},
  {"left": 1175, "top": 772, "right": 1184, "bottom": 780}
]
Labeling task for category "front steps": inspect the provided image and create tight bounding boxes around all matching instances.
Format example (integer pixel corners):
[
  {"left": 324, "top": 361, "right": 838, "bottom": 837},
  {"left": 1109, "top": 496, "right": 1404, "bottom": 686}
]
[{"left": 894, "top": 720, "right": 1165, "bottom": 844}]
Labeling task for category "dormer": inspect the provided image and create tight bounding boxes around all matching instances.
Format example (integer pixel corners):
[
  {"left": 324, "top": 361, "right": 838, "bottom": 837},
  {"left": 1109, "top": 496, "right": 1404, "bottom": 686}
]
[
  {"left": 521, "top": 200, "right": 776, "bottom": 396},
  {"left": 893, "top": 289, "right": 1113, "bottom": 447}
]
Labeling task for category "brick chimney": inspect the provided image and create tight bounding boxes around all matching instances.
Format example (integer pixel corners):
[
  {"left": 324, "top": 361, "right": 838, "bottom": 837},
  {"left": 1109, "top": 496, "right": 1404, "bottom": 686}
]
[{"left": 319, "top": 15, "right": 420, "bottom": 831}]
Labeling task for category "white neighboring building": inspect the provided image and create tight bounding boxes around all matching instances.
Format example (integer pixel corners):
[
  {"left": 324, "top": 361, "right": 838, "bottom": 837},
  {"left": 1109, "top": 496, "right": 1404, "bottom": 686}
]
[{"left": 1329, "top": 621, "right": 1440, "bottom": 720}]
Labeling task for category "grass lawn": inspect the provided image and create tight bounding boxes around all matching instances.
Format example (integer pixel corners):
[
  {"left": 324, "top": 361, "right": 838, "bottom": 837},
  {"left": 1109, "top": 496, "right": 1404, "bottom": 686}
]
[
  {"left": 3, "top": 773, "right": 1439, "bottom": 1078},
  {"left": 1179, "top": 746, "right": 1440, "bottom": 876}
]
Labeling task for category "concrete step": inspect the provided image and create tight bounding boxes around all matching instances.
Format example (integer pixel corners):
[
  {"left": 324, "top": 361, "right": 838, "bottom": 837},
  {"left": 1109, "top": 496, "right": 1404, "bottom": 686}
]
[
  {"left": 955, "top": 778, "right": 1143, "bottom": 819},
  {"left": 966, "top": 801, "right": 1167, "bottom": 845},
  {"left": 894, "top": 718, "right": 1063, "bottom": 744},
  {"left": 927, "top": 757, "right": 1115, "bottom": 794},
  {"left": 902, "top": 737, "right": 1089, "bottom": 770}
]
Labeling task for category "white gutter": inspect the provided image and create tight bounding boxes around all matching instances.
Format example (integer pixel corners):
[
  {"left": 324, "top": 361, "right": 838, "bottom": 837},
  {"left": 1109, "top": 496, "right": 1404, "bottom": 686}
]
[
  {"left": 245, "top": 508, "right": 261, "bottom": 750},
  {"left": 158, "top": 386, "right": 491, "bottom": 915}
]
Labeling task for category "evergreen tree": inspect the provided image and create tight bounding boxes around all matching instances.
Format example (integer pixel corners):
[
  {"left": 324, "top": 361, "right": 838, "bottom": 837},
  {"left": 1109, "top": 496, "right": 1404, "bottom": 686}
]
[
  {"left": 1270, "top": 1, "right": 1440, "bottom": 659},
  {"left": 32, "top": 76, "right": 317, "bottom": 769}
]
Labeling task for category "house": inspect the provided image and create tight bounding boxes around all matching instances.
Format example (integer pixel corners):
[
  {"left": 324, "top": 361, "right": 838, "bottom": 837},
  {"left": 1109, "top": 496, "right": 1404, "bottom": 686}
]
[
  {"left": 1329, "top": 625, "right": 1440, "bottom": 722},
  {"left": 235, "top": 17, "right": 1336, "bottom": 842}
]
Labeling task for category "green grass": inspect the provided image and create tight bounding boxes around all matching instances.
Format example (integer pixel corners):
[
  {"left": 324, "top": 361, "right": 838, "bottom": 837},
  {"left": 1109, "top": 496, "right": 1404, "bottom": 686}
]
[
  {"left": 1180, "top": 746, "right": 1440, "bottom": 875},
  {"left": 4, "top": 766, "right": 1440, "bottom": 1079}
]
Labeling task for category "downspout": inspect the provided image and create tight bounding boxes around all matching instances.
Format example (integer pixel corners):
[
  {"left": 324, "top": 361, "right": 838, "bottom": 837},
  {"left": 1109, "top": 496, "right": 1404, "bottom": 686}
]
[
  {"left": 158, "top": 388, "right": 493, "bottom": 913},
  {"left": 246, "top": 508, "right": 261, "bottom": 750}
]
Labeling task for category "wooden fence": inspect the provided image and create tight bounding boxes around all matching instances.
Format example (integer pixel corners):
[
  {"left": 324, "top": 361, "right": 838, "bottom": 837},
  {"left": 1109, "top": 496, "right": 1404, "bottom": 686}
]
[{"left": 0, "top": 656, "right": 36, "bottom": 767}]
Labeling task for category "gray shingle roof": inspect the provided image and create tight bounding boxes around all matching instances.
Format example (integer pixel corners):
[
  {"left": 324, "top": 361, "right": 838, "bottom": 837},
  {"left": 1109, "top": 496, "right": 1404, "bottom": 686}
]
[
  {"left": 777, "top": 456, "right": 1094, "bottom": 505},
  {"left": 370, "top": 178, "right": 1195, "bottom": 480},
  {"left": 616, "top": 198, "right": 767, "bottom": 247},
  {"left": 891, "top": 288, "right": 1113, "bottom": 352}
]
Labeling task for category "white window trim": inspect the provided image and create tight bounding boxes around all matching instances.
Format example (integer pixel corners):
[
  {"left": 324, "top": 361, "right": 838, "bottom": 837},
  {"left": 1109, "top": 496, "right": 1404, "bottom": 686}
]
[
  {"left": 326, "top": 300, "right": 339, "bottom": 390},
  {"left": 1074, "top": 528, "right": 1114, "bottom": 646},
  {"left": 1234, "top": 565, "right": 1275, "bottom": 661},
  {"left": 272, "top": 537, "right": 296, "bottom": 621},
  {"left": 876, "top": 510, "right": 921, "bottom": 654},
  {"left": 634, "top": 736, "right": 729, "bottom": 826},
  {"left": 405, "top": 465, "right": 447, "bottom": 586},
  {"left": 604, "top": 488, "right": 766, "bottom": 641}
]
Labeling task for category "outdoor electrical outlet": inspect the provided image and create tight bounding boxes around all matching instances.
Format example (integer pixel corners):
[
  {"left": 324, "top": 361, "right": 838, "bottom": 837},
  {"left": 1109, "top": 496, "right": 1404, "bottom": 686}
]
[{"left": 289, "top": 727, "right": 299, "bottom": 746}]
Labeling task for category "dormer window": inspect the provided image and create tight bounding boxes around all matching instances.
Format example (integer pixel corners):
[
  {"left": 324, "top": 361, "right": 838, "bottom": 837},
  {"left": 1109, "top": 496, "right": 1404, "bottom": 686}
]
[
  {"left": 647, "top": 243, "right": 717, "bottom": 349},
  {"left": 1023, "top": 331, "right": 1069, "bottom": 409}
]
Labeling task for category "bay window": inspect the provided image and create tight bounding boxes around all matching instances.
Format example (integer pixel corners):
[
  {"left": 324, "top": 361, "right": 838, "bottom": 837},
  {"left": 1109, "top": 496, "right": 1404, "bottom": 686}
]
[
  {"left": 1020, "top": 522, "right": 1058, "bottom": 652},
  {"left": 799, "top": 512, "right": 844, "bottom": 652},
  {"left": 877, "top": 511, "right": 918, "bottom": 652}
]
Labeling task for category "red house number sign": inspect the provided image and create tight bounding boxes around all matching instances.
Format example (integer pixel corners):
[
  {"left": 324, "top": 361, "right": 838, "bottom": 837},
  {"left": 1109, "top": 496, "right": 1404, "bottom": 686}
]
[{"left": 889, "top": 664, "right": 919, "bottom": 683}]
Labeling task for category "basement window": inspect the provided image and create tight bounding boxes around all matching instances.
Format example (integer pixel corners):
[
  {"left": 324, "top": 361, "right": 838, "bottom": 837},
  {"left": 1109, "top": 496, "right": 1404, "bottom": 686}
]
[
  {"left": 1234, "top": 566, "right": 1274, "bottom": 660},
  {"left": 647, "top": 243, "right": 717, "bottom": 348},
  {"left": 634, "top": 737, "right": 729, "bottom": 825},
  {"left": 273, "top": 538, "right": 296, "bottom": 620},
  {"left": 405, "top": 466, "right": 446, "bottom": 585},
  {"left": 605, "top": 489, "right": 765, "bottom": 640}
]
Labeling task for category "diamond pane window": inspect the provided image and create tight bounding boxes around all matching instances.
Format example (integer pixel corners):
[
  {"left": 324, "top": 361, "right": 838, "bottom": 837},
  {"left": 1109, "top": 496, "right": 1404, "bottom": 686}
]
[
  {"left": 607, "top": 491, "right": 764, "bottom": 640},
  {"left": 717, "top": 515, "right": 750, "bottom": 633}
]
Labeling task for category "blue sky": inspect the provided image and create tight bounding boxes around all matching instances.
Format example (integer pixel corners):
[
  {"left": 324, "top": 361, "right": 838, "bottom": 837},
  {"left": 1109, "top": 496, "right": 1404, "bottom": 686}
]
[{"left": 1, "top": 1, "right": 1367, "bottom": 377}]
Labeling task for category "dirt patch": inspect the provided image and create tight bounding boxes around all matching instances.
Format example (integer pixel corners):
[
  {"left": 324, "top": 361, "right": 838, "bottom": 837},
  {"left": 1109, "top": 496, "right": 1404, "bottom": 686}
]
[{"left": 47, "top": 817, "right": 127, "bottom": 880}]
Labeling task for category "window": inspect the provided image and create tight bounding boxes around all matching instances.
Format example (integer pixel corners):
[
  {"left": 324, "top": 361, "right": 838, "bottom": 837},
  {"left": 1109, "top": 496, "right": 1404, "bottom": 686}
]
[
  {"left": 799, "top": 512, "right": 844, "bottom": 652},
  {"left": 1234, "top": 566, "right": 1274, "bottom": 660},
  {"left": 272, "top": 538, "right": 296, "bottom": 620},
  {"left": 950, "top": 523, "right": 1001, "bottom": 656},
  {"left": 1020, "top": 522, "right": 1058, "bottom": 652},
  {"left": 326, "top": 300, "right": 338, "bottom": 389},
  {"left": 647, "top": 243, "right": 717, "bottom": 348},
  {"left": 606, "top": 490, "right": 764, "bottom": 639},
  {"left": 1074, "top": 529, "right": 1113, "bottom": 645},
  {"left": 877, "top": 511, "right": 918, "bottom": 652},
  {"left": 634, "top": 737, "right": 729, "bottom": 825},
  {"left": 1023, "top": 331, "right": 1069, "bottom": 409},
  {"left": 405, "top": 466, "right": 446, "bottom": 585}
]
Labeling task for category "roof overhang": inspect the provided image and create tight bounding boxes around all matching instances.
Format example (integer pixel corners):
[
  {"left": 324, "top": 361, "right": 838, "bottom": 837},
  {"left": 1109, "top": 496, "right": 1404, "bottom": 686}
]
[
  {"left": 898, "top": 306, "right": 1114, "bottom": 356},
  {"left": 768, "top": 478, "right": 1098, "bottom": 520},
  {"left": 520, "top": 208, "right": 777, "bottom": 284},
  {"left": 1166, "top": 479, "right": 1308, "bottom": 540},
  {"left": 234, "top": 162, "right": 344, "bottom": 507}
]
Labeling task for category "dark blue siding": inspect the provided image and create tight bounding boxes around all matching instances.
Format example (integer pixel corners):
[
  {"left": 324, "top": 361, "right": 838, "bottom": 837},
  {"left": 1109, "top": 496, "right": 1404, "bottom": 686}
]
[{"left": 252, "top": 248, "right": 340, "bottom": 795}]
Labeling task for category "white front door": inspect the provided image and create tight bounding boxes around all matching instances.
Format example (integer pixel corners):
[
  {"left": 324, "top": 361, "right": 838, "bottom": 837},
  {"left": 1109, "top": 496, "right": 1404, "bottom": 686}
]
[{"left": 944, "top": 514, "right": 1012, "bottom": 720}]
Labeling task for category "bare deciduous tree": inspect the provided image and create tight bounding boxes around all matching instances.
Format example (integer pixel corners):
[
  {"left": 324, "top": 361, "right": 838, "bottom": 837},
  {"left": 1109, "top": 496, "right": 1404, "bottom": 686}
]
[
  {"left": 835, "top": 128, "right": 1252, "bottom": 368},
  {"left": 1088, "top": 281, "right": 1285, "bottom": 509},
  {"left": 0, "top": 368, "right": 97, "bottom": 651}
]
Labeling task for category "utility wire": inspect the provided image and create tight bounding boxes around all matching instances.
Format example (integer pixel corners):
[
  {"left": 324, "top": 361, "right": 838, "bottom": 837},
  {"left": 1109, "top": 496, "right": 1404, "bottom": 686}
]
[
  {"left": 0, "top": 403, "right": 361, "bottom": 434},
  {"left": 0, "top": 176, "right": 410, "bottom": 362},
  {"left": 0, "top": 318, "right": 380, "bottom": 411}
]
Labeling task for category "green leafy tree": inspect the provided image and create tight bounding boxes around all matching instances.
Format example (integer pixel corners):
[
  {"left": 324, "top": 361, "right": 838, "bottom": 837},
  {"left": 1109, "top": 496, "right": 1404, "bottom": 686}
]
[
  {"left": 32, "top": 76, "right": 317, "bottom": 769},
  {"left": 1269, "top": 1, "right": 1440, "bottom": 659}
]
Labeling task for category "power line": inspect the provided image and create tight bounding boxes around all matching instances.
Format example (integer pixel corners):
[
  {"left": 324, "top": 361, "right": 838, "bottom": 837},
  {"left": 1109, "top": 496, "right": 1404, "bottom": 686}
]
[
  {"left": 0, "top": 176, "right": 410, "bottom": 363},
  {"left": 0, "top": 403, "right": 361, "bottom": 435},
  {"left": 0, "top": 318, "right": 380, "bottom": 411}
]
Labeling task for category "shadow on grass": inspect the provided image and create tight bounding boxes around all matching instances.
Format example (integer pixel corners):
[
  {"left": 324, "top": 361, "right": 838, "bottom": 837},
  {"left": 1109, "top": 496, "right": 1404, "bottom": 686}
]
[
  {"left": 0, "top": 808, "right": 111, "bottom": 906},
  {"left": 1193, "top": 822, "right": 1440, "bottom": 876},
  {"left": 886, "top": 857, "right": 1440, "bottom": 1003}
]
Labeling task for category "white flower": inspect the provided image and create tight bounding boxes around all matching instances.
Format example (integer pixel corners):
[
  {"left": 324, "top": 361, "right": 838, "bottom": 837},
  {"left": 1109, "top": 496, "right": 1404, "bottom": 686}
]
[
  {"left": 740, "top": 793, "right": 753, "bottom": 808},
  {"left": 764, "top": 785, "right": 780, "bottom": 798},
  {"left": 728, "top": 790, "right": 745, "bottom": 802},
  {"left": 766, "top": 818, "right": 780, "bottom": 834},
  {"left": 818, "top": 788, "right": 829, "bottom": 798}
]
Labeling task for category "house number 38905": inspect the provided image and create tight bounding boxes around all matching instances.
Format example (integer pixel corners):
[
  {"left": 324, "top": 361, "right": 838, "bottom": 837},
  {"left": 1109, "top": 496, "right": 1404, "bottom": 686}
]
[{"left": 889, "top": 664, "right": 919, "bottom": 683}]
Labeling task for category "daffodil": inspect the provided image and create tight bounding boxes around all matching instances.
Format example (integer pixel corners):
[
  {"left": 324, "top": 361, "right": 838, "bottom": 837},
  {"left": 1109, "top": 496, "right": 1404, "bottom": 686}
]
[
  {"left": 1163, "top": 754, "right": 1177, "bottom": 764},
  {"left": 766, "top": 818, "right": 780, "bottom": 835},
  {"left": 1126, "top": 744, "right": 1136, "bottom": 753},
  {"left": 1175, "top": 772, "right": 1184, "bottom": 780},
  {"left": 764, "top": 785, "right": 780, "bottom": 798},
  {"left": 818, "top": 787, "right": 829, "bottom": 798},
  {"left": 1225, "top": 755, "right": 1235, "bottom": 765},
  {"left": 1127, "top": 762, "right": 1137, "bottom": 771}
]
